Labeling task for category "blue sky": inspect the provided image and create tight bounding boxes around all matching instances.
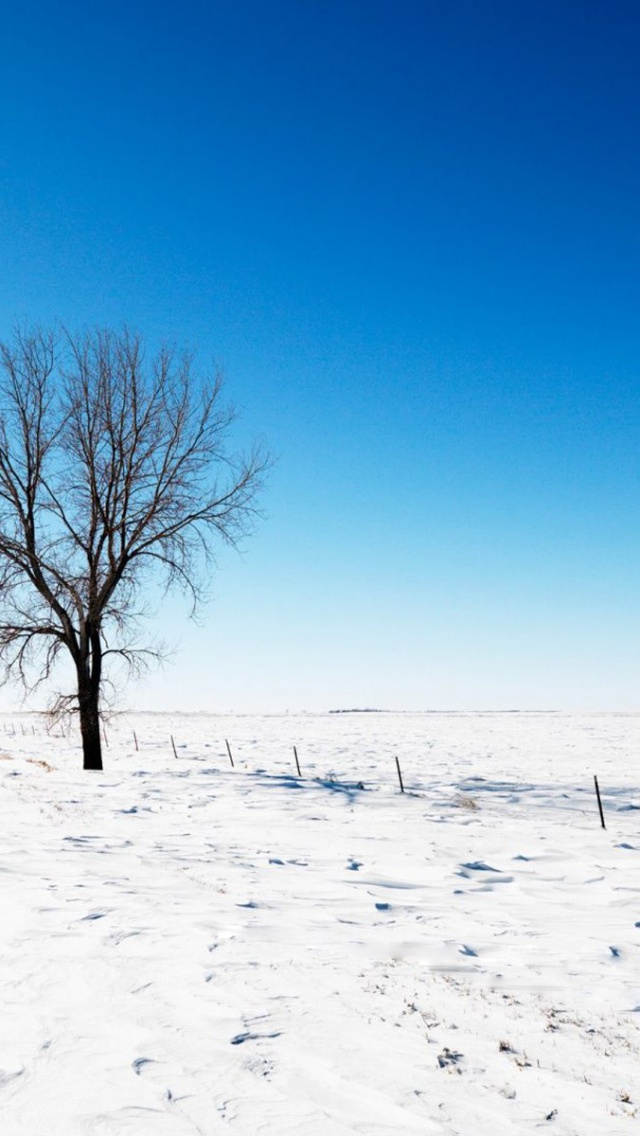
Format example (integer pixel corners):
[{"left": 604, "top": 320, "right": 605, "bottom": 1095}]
[{"left": 2, "top": 0, "right": 640, "bottom": 711}]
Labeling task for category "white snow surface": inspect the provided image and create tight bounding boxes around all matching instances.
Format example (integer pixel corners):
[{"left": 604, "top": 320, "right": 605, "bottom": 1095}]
[{"left": 1, "top": 710, "right": 639, "bottom": 1135}]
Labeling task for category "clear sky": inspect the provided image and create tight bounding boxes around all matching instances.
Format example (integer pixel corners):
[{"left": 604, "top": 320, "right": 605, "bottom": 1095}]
[{"left": 2, "top": 0, "right": 640, "bottom": 712}]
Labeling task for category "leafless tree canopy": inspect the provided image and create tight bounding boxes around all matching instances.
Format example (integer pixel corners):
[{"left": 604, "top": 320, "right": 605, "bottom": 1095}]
[{"left": 0, "top": 325, "right": 268, "bottom": 768}]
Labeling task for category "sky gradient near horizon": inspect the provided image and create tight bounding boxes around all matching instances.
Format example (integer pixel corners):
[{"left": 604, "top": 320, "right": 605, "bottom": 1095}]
[{"left": 2, "top": 1, "right": 640, "bottom": 712}]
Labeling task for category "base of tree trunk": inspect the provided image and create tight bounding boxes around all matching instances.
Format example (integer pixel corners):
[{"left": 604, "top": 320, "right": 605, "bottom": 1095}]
[
  {"left": 83, "top": 749, "right": 103, "bottom": 771},
  {"left": 79, "top": 696, "right": 103, "bottom": 771}
]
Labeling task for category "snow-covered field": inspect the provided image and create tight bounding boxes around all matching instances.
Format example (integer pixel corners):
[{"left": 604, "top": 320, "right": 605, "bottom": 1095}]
[{"left": 1, "top": 710, "right": 639, "bottom": 1135}]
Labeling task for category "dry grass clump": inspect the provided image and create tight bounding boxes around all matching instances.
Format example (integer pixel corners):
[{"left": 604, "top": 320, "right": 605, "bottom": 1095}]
[{"left": 454, "top": 793, "right": 479, "bottom": 810}]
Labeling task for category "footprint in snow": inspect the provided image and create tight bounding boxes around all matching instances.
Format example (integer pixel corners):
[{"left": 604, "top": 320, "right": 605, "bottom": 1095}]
[
  {"left": 132, "top": 1057, "right": 156, "bottom": 1075},
  {"left": 109, "top": 930, "right": 140, "bottom": 945},
  {"left": 0, "top": 1068, "right": 25, "bottom": 1089},
  {"left": 457, "top": 861, "right": 513, "bottom": 886},
  {"left": 230, "top": 1030, "right": 282, "bottom": 1046},
  {"left": 460, "top": 861, "right": 502, "bottom": 873}
]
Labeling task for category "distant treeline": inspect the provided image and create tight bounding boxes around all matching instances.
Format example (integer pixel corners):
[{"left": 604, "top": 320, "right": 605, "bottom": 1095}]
[{"left": 328, "top": 708, "right": 389, "bottom": 714}]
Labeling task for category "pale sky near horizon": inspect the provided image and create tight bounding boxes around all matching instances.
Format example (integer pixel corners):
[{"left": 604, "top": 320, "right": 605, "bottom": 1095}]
[{"left": 2, "top": 1, "right": 640, "bottom": 713}]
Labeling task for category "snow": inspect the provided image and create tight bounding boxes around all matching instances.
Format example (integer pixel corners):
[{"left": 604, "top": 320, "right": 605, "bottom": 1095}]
[{"left": 1, "top": 710, "right": 639, "bottom": 1134}]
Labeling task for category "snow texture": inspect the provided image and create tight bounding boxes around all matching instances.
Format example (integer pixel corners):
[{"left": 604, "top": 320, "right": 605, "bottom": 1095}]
[{"left": 1, "top": 710, "right": 639, "bottom": 1134}]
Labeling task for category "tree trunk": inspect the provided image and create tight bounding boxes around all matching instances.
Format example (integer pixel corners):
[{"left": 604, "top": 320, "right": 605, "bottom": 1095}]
[{"left": 78, "top": 679, "right": 103, "bottom": 771}]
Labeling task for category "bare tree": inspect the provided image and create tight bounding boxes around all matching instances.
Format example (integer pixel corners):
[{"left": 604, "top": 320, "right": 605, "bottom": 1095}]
[{"left": 0, "top": 325, "right": 268, "bottom": 770}]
